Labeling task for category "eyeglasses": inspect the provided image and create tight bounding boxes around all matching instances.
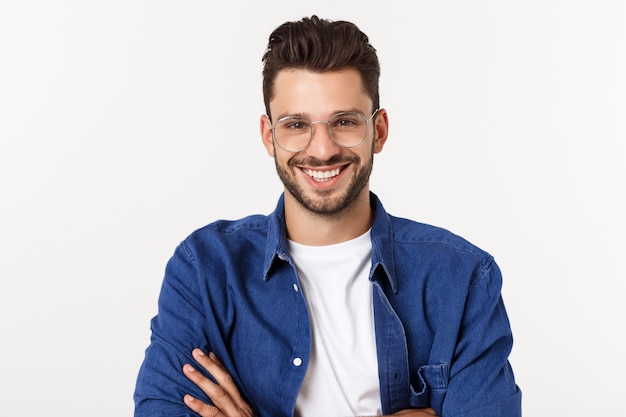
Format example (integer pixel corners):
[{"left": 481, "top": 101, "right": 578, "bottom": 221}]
[{"left": 270, "top": 109, "right": 380, "bottom": 153}]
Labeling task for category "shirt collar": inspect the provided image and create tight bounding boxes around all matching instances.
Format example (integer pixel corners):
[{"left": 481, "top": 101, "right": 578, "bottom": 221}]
[
  {"left": 262, "top": 192, "right": 397, "bottom": 292},
  {"left": 262, "top": 193, "right": 290, "bottom": 280},
  {"left": 368, "top": 192, "right": 398, "bottom": 293}
]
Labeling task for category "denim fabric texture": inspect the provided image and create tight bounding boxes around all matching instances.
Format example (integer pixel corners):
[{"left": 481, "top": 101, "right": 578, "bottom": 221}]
[{"left": 134, "top": 193, "right": 522, "bottom": 417}]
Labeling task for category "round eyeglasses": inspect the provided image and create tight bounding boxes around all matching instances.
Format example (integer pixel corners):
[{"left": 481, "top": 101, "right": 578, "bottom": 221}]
[{"left": 270, "top": 109, "right": 380, "bottom": 153}]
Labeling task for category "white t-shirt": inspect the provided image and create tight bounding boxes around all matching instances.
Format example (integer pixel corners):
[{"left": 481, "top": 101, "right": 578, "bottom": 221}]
[{"left": 289, "top": 230, "right": 381, "bottom": 417}]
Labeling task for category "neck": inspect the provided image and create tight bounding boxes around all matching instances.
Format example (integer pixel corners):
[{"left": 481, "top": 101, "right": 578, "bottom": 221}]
[{"left": 284, "top": 190, "right": 373, "bottom": 246}]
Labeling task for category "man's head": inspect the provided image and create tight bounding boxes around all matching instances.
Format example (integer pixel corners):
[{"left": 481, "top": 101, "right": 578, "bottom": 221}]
[
  {"left": 262, "top": 15, "right": 380, "bottom": 119},
  {"left": 260, "top": 16, "right": 388, "bottom": 218}
]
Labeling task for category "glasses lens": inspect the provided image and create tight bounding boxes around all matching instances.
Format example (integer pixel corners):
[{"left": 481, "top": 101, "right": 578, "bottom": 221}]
[
  {"left": 328, "top": 113, "right": 368, "bottom": 147},
  {"left": 274, "top": 118, "right": 311, "bottom": 152}
]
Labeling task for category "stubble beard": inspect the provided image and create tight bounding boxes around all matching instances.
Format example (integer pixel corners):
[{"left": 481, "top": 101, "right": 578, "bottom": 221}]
[{"left": 274, "top": 150, "right": 374, "bottom": 217}]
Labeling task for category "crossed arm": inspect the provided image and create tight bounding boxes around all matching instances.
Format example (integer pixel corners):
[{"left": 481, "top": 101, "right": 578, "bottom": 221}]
[{"left": 182, "top": 348, "right": 438, "bottom": 417}]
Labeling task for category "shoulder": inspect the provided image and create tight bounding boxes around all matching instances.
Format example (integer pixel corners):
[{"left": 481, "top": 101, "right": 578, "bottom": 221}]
[
  {"left": 370, "top": 192, "right": 492, "bottom": 265},
  {"left": 389, "top": 215, "right": 490, "bottom": 261},
  {"left": 192, "top": 214, "right": 271, "bottom": 236},
  {"left": 384, "top": 214, "right": 500, "bottom": 291},
  {"left": 178, "top": 213, "right": 272, "bottom": 259}
]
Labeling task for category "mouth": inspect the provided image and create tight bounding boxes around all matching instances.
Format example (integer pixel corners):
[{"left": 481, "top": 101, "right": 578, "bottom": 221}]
[{"left": 302, "top": 167, "right": 342, "bottom": 183}]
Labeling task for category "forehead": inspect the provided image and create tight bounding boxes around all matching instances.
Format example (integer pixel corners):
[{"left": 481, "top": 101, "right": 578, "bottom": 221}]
[{"left": 270, "top": 68, "right": 372, "bottom": 118}]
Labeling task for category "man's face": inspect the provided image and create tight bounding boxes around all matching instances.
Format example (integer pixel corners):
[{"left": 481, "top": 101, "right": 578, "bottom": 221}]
[{"left": 261, "top": 69, "right": 387, "bottom": 216}]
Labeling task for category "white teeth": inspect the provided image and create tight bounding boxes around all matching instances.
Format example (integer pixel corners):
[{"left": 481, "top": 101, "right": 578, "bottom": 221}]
[{"left": 304, "top": 168, "right": 341, "bottom": 181}]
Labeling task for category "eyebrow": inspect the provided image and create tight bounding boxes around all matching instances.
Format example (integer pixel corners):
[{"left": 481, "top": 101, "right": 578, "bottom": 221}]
[{"left": 275, "top": 108, "right": 367, "bottom": 121}]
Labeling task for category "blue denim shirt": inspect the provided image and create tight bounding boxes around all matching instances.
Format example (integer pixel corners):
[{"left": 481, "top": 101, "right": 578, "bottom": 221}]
[{"left": 134, "top": 193, "right": 522, "bottom": 417}]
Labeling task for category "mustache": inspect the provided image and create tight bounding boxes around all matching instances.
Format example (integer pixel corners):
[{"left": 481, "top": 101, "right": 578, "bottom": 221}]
[{"left": 287, "top": 154, "right": 358, "bottom": 167}]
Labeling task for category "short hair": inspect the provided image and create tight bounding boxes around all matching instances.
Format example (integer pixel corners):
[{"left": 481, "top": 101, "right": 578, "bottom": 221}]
[{"left": 262, "top": 15, "right": 380, "bottom": 119}]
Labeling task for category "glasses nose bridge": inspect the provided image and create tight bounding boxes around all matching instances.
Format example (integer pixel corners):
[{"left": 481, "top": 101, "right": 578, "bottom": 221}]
[{"left": 309, "top": 119, "right": 334, "bottom": 142}]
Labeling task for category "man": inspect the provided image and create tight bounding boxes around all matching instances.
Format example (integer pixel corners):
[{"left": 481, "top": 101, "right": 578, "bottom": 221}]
[{"left": 134, "top": 15, "right": 522, "bottom": 417}]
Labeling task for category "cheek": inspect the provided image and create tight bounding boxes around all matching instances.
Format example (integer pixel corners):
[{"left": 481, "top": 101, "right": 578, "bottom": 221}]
[
  {"left": 274, "top": 151, "right": 294, "bottom": 169},
  {"left": 357, "top": 146, "right": 374, "bottom": 164}
]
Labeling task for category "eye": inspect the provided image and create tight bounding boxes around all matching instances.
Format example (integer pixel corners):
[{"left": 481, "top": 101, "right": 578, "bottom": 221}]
[
  {"left": 280, "top": 119, "right": 311, "bottom": 131},
  {"left": 331, "top": 114, "right": 363, "bottom": 129}
]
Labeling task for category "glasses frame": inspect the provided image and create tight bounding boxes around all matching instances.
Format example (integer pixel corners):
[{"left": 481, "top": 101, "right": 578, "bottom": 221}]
[{"left": 270, "top": 108, "right": 380, "bottom": 153}]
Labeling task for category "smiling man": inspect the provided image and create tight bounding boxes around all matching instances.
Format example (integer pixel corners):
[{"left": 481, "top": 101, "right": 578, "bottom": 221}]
[{"left": 134, "top": 16, "right": 522, "bottom": 417}]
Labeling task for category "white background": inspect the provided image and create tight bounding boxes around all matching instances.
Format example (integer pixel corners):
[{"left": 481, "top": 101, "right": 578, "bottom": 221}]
[{"left": 1, "top": 1, "right": 624, "bottom": 416}]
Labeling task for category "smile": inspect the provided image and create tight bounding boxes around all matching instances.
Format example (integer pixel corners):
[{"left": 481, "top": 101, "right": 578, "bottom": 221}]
[{"left": 303, "top": 167, "right": 341, "bottom": 182}]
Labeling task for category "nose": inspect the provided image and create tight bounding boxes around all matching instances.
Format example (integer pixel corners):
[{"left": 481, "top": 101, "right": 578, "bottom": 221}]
[{"left": 305, "top": 121, "right": 341, "bottom": 160}]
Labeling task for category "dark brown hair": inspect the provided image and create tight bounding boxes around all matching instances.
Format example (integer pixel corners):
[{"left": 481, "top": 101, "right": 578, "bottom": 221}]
[{"left": 262, "top": 15, "right": 380, "bottom": 119}]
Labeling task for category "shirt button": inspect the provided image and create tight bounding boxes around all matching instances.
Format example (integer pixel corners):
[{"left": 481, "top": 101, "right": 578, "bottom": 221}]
[
  {"left": 293, "top": 357, "right": 303, "bottom": 367},
  {"left": 292, "top": 284, "right": 299, "bottom": 292}
]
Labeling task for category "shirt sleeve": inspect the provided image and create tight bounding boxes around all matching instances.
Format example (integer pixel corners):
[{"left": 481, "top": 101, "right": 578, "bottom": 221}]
[
  {"left": 133, "top": 242, "right": 212, "bottom": 417},
  {"left": 441, "top": 259, "right": 522, "bottom": 417}
]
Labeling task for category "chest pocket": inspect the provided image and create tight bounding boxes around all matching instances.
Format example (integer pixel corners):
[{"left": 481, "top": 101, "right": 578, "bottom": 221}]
[{"left": 409, "top": 363, "right": 449, "bottom": 408}]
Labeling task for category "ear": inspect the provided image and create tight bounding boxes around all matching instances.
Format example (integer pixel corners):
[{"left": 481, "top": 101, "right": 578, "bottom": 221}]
[
  {"left": 372, "top": 108, "right": 389, "bottom": 154},
  {"left": 260, "top": 114, "right": 275, "bottom": 157}
]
